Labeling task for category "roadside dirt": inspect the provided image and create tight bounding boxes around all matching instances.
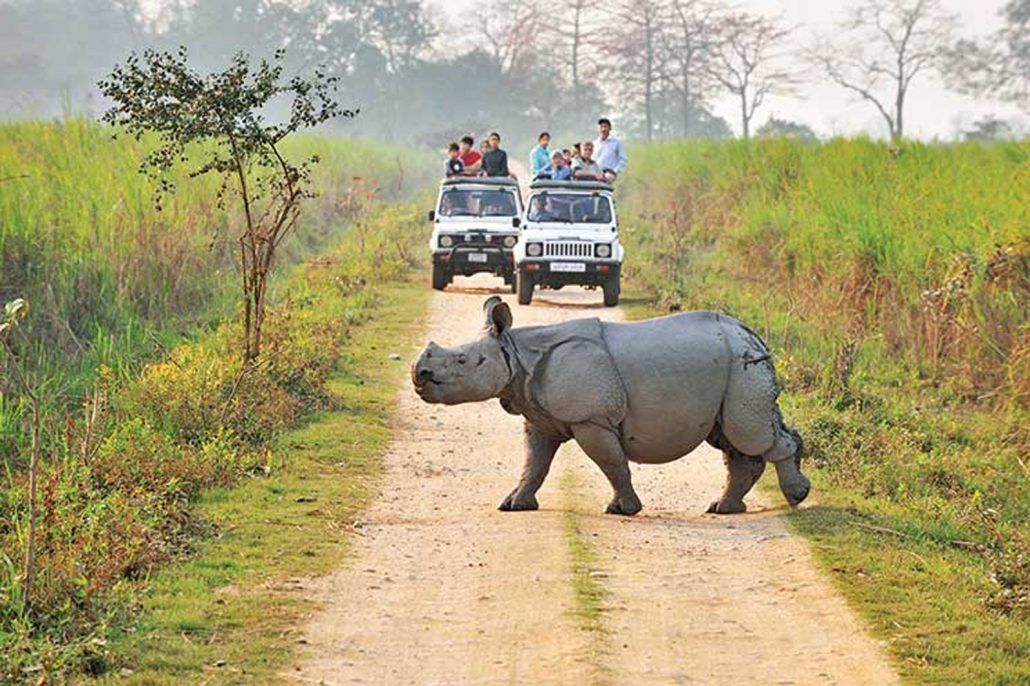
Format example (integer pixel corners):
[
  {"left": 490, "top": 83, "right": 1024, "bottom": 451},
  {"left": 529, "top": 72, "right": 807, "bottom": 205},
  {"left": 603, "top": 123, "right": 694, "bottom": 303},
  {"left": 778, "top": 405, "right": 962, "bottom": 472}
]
[{"left": 291, "top": 275, "right": 900, "bottom": 686}]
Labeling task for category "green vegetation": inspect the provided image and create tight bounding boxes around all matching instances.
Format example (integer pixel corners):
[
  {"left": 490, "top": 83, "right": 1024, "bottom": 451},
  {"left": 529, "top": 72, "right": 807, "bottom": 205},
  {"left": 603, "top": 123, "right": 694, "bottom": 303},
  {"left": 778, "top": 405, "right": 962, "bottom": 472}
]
[
  {"left": 0, "top": 117, "right": 422, "bottom": 424},
  {"left": 619, "top": 137, "right": 1029, "bottom": 684},
  {"left": 0, "top": 116, "right": 431, "bottom": 682},
  {"left": 105, "top": 282, "right": 429, "bottom": 685}
]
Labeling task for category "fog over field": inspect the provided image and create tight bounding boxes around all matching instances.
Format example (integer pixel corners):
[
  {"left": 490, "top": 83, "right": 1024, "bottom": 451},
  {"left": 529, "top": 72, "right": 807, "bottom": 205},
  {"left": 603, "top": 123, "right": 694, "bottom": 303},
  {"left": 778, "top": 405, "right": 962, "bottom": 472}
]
[{"left": 2, "top": 0, "right": 1026, "bottom": 144}]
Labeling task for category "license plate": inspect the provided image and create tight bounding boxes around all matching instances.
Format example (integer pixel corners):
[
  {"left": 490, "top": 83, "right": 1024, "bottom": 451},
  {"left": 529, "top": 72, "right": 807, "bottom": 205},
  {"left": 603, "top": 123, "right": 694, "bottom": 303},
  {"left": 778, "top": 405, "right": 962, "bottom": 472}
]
[
  {"left": 467, "top": 252, "right": 488, "bottom": 263},
  {"left": 551, "top": 262, "right": 586, "bottom": 273}
]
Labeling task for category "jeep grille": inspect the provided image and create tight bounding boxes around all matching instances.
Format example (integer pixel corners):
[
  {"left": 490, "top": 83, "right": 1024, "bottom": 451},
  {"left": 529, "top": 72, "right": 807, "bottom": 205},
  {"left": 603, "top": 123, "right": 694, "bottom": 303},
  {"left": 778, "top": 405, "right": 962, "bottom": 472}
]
[{"left": 545, "top": 242, "right": 593, "bottom": 258}]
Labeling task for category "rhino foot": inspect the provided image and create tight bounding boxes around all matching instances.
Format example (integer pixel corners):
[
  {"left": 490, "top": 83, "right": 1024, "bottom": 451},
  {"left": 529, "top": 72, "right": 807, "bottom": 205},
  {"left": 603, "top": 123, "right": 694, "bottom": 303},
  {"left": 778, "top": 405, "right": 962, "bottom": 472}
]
[
  {"left": 605, "top": 494, "right": 642, "bottom": 516},
  {"left": 706, "top": 497, "right": 747, "bottom": 515},
  {"left": 784, "top": 473, "right": 811, "bottom": 508},
  {"left": 498, "top": 490, "right": 539, "bottom": 512}
]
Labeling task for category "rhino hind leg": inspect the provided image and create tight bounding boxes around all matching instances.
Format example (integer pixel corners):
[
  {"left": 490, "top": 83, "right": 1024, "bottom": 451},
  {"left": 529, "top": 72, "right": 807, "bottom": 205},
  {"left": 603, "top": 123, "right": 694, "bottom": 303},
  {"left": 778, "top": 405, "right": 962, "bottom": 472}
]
[
  {"left": 705, "top": 424, "right": 765, "bottom": 514},
  {"left": 766, "top": 415, "right": 810, "bottom": 507}
]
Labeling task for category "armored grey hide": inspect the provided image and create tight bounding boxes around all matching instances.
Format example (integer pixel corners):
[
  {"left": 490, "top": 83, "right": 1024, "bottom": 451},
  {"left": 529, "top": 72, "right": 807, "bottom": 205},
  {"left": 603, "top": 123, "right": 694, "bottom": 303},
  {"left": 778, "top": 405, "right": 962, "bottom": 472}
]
[{"left": 412, "top": 297, "right": 808, "bottom": 516}]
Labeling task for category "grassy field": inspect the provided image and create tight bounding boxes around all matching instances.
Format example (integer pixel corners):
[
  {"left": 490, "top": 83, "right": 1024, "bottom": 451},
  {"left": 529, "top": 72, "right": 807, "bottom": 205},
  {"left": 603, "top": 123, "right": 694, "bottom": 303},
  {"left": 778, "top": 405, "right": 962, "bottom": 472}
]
[
  {"left": 0, "top": 117, "right": 426, "bottom": 446},
  {"left": 619, "top": 137, "right": 1029, "bottom": 683},
  {"left": 0, "top": 116, "right": 433, "bottom": 682}
]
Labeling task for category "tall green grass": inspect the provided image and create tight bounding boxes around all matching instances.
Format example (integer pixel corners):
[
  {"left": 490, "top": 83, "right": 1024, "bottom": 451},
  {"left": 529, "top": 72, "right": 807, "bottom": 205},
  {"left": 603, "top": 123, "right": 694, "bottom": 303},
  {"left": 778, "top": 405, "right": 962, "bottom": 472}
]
[
  {"left": 619, "top": 137, "right": 1029, "bottom": 682},
  {"left": 0, "top": 117, "right": 434, "bottom": 679},
  {"left": 0, "top": 117, "right": 429, "bottom": 456}
]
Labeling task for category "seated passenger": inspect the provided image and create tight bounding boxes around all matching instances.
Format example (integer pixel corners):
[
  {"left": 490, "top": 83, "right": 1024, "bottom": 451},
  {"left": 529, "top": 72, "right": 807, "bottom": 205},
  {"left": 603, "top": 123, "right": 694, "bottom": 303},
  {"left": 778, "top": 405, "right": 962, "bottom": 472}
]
[
  {"left": 570, "top": 143, "right": 582, "bottom": 165},
  {"left": 571, "top": 141, "right": 604, "bottom": 181},
  {"left": 444, "top": 142, "right": 465, "bottom": 177},
  {"left": 459, "top": 135, "right": 482, "bottom": 175},
  {"left": 538, "top": 150, "right": 571, "bottom": 181}
]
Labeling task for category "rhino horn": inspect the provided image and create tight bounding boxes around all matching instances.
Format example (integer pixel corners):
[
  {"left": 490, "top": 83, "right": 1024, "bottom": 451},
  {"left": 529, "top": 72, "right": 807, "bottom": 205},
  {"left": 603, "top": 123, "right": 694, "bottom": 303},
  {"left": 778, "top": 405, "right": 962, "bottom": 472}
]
[{"left": 483, "top": 297, "right": 513, "bottom": 337}]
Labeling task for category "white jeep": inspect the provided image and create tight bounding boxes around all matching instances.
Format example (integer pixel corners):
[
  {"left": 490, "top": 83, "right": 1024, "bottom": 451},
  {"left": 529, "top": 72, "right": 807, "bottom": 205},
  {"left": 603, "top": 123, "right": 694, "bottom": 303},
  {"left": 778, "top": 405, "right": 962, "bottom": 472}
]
[
  {"left": 428, "top": 177, "right": 523, "bottom": 292},
  {"left": 513, "top": 180, "right": 624, "bottom": 306}
]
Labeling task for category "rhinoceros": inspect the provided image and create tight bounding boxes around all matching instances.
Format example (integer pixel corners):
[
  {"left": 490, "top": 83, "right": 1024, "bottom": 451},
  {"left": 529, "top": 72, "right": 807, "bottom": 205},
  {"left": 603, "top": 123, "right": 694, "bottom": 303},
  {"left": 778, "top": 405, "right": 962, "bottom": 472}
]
[{"left": 412, "top": 297, "right": 809, "bottom": 515}]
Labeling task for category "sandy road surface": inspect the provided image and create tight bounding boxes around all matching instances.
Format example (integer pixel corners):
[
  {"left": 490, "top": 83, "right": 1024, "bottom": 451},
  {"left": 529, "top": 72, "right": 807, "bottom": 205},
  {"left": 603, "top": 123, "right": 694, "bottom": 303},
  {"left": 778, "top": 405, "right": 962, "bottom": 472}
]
[{"left": 293, "top": 274, "right": 899, "bottom": 686}]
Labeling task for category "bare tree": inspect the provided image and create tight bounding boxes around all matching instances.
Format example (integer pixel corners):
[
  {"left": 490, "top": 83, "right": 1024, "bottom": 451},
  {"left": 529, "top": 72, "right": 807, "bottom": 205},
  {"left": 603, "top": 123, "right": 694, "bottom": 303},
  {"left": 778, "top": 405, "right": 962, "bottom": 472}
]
[
  {"left": 709, "top": 12, "right": 795, "bottom": 140},
  {"left": 603, "top": 0, "right": 668, "bottom": 142},
  {"left": 544, "top": 0, "right": 597, "bottom": 111},
  {"left": 810, "top": 0, "right": 957, "bottom": 140},
  {"left": 472, "top": 0, "right": 544, "bottom": 74},
  {"left": 658, "top": 0, "right": 719, "bottom": 137},
  {"left": 944, "top": 0, "right": 1030, "bottom": 114}
]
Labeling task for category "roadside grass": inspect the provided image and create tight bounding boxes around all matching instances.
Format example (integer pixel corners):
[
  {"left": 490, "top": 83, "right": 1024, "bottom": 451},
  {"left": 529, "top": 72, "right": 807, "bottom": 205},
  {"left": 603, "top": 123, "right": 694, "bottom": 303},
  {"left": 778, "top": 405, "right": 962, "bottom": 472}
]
[
  {"left": 104, "top": 282, "right": 429, "bottom": 684},
  {"left": 781, "top": 499, "right": 1030, "bottom": 685},
  {"left": 617, "top": 137, "right": 1028, "bottom": 683},
  {"left": 558, "top": 468, "right": 612, "bottom": 686}
]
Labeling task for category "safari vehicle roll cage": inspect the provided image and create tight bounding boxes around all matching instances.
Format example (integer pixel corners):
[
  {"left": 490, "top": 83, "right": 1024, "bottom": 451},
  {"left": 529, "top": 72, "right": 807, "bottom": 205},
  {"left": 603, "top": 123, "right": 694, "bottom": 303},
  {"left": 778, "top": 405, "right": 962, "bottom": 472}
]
[{"left": 528, "top": 179, "right": 613, "bottom": 192}]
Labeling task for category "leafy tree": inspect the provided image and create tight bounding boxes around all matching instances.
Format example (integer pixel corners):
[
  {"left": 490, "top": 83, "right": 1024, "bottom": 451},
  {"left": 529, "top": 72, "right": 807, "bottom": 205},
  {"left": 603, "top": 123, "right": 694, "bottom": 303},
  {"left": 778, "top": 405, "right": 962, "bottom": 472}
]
[
  {"left": 98, "top": 48, "right": 353, "bottom": 360},
  {"left": 756, "top": 117, "right": 819, "bottom": 141},
  {"left": 810, "top": 0, "right": 957, "bottom": 140},
  {"left": 945, "top": 0, "right": 1030, "bottom": 114},
  {"left": 960, "top": 116, "right": 1018, "bottom": 141}
]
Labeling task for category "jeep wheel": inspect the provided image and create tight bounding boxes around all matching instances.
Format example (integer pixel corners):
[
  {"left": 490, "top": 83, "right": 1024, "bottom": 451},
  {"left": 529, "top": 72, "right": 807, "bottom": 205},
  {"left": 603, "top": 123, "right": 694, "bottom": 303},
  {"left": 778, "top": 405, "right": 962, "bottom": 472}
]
[
  {"left": 504, "top": 270, "right": 517, "bottom": 294},
  {"left": 516, "top": 270, "right": 534, "bottom": 305},
  {"left": 432, "top": 263, "right": 448, "bottom": 291},
  {"left": 603, "top": 275, "right": 620, "bottom": 307}
]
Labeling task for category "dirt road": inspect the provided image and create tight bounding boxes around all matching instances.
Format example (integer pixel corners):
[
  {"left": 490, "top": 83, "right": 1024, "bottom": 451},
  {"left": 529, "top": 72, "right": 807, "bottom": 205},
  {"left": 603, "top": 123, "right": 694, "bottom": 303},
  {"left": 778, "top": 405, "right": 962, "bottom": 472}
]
[{"left": 292, "top": 275, "right": 899, "bottom": 685}]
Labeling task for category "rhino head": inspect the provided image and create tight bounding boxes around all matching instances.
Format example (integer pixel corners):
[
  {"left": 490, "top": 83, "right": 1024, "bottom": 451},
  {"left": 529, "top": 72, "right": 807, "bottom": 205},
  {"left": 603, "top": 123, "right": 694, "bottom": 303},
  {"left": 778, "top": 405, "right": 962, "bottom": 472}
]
[{"left": 412, "top": 297, "right": 514, "bottom": 405}]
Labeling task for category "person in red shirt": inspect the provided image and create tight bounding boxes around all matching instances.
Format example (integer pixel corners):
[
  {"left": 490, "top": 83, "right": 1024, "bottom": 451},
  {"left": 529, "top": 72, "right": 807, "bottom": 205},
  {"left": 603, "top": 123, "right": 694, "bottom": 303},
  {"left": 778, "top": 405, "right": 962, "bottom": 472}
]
[{"left": 458, "top": 135, "right": 482, "bottom": 175}]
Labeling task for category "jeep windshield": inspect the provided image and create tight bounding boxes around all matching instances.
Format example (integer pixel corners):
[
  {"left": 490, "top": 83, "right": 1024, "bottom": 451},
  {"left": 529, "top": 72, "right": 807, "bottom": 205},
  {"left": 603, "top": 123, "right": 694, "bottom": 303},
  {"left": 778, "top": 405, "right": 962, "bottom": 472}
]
[
  {"left": 438, "top": 188, "right": 519, "bottom": 218},
  {"left": 526, "top": 193, "right": 613, "bottom": 224}
]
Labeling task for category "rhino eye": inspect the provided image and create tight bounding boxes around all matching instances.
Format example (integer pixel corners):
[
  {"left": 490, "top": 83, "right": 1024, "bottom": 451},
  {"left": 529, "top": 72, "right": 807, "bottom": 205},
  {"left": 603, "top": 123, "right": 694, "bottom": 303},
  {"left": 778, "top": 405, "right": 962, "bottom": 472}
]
[
  {"left": 476, "top": 355, "right": 486, "bottom": 367},
  {"left": 457, "top": 354, "right": 468, "bottom": 365}
]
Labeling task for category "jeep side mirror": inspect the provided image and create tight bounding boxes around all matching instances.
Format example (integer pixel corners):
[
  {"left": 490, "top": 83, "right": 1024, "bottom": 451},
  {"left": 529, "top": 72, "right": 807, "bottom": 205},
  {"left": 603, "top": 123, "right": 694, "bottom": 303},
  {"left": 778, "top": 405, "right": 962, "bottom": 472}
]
[
  {"left": 428, "top": 210, "right": 435, "bottom": 222},
  {"left": 512, "top": 217, "right": 521, "bottom": 228}
]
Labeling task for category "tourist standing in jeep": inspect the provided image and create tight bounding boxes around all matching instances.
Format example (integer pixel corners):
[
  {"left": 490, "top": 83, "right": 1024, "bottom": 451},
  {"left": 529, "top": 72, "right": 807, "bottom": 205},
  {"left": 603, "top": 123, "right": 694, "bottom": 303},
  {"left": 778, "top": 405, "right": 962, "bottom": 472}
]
[
  {"left": 482, "top": 132, "right": 513, "bottom": 178},
  {"left": 594, "top": 117, "right": 628, "bottom": 183}
]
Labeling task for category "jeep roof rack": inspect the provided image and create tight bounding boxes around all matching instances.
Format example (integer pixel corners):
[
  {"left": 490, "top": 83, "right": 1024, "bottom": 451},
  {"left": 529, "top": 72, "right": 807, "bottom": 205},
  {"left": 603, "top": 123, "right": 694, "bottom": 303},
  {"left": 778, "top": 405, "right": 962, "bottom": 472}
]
[
  {"left": 441, "top": 176, "right": 519, "bottom": 188},
  {"left": 528, "top": 179, "right": 614, "bottom": 192}
]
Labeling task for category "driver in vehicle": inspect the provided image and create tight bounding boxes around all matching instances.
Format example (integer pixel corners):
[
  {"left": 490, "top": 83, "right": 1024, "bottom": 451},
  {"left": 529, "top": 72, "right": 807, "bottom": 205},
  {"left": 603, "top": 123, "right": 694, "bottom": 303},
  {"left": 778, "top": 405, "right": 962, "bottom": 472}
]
[
  {"left": 528, "top": 195, "right": 563, "bottom": 222},
  {"left": 440, "top": 192, "right": 472, "bottom": 216}
]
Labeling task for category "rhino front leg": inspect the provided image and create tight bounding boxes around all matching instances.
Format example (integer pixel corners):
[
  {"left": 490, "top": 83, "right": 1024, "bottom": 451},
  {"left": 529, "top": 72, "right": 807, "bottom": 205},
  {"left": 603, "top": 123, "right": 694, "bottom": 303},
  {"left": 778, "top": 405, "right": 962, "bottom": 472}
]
[
  {"left": 572, "top": 424, "right": 642, "bottom": 516},
  {"left": 499, "top": 424, "right": 561, "bottom": 512},
  {"left": 707, "top": 451, "right": 766, "bottom": 515}
]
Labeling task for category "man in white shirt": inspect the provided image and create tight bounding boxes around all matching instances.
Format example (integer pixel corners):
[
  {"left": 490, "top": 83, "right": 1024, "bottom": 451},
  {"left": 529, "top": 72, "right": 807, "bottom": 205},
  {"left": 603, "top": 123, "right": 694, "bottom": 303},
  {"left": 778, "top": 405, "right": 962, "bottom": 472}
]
[{"left": 594, "top": 117, "right": 628, "bottom": 182}]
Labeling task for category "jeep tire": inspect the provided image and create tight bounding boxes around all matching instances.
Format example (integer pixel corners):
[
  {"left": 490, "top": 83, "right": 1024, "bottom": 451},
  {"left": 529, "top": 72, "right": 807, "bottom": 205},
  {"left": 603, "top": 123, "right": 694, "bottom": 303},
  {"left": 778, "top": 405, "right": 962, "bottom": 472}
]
[
  {"left": 432, "top": 263, "right": 448, "bottom": 291},
  {"left": 603, "top": 274, "right": 620, "bottom": 307}
]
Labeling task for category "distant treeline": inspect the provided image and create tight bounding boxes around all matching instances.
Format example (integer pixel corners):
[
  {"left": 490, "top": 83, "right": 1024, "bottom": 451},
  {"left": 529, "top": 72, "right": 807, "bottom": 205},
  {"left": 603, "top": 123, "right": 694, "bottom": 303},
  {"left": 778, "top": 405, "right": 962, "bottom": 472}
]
[{"left": 0, "top": 0, "right": 831, "bottom": 145}]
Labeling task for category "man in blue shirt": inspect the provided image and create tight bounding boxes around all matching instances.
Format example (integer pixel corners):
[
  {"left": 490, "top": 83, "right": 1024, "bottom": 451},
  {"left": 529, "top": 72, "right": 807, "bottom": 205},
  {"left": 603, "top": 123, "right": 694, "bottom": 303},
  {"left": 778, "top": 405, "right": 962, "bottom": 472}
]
[
  {"left": 530, "top": 132, "right": 551, "bottom": 178},
  {"left": 594, "top": 118, "right": 628, "bottom": 182}
]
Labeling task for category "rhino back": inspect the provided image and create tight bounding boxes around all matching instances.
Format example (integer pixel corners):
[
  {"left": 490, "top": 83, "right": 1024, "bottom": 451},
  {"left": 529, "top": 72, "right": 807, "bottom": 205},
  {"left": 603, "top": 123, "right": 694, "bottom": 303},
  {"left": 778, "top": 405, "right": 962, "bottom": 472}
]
[{"left": 602, "top": 312, "right": 733, "bottom": 463}]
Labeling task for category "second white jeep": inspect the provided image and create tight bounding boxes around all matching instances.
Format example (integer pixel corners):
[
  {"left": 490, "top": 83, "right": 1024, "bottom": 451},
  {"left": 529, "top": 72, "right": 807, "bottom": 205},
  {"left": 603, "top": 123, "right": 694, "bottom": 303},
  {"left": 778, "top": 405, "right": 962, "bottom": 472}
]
[{"left": 513, "top": 180, "right": 624, "bottom": 306}]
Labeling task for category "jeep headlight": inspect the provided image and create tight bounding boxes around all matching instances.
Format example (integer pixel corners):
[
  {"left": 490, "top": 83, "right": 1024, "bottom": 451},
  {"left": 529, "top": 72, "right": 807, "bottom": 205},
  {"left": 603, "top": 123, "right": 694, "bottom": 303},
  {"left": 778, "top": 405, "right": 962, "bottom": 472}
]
[
  {"left": 526, "top": 242, "right": 543, "bottom": 257},
  {"left": 439, "top": 235, "right": 454, "bottom": 248},
  {"left": 595, "top": 243, "right": 612, "bottom": 258},
  {"left": 503, "top": 235, "right": 517, "bottom": 248}
]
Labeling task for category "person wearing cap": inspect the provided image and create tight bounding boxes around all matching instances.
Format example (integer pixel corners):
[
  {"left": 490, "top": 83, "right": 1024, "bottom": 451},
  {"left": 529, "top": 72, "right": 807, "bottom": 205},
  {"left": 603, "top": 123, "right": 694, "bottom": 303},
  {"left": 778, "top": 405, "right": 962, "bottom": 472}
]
[{"left": 538, "top": 149, "right": 571, "bottom": 181}]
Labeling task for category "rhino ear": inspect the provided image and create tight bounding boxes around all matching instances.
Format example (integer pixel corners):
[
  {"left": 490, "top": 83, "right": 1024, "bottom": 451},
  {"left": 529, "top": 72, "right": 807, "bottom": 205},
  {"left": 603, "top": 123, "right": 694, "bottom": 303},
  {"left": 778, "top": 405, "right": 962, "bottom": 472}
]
[{"left": 483, "top": 296, "right": 513, "bottom": 337}]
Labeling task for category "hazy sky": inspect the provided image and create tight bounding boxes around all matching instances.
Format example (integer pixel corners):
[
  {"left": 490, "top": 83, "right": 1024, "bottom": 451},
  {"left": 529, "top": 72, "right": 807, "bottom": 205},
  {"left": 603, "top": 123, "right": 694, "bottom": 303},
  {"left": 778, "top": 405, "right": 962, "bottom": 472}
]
[{"left": 429, "top": 0, "right": 1024, "bottom": 139}]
